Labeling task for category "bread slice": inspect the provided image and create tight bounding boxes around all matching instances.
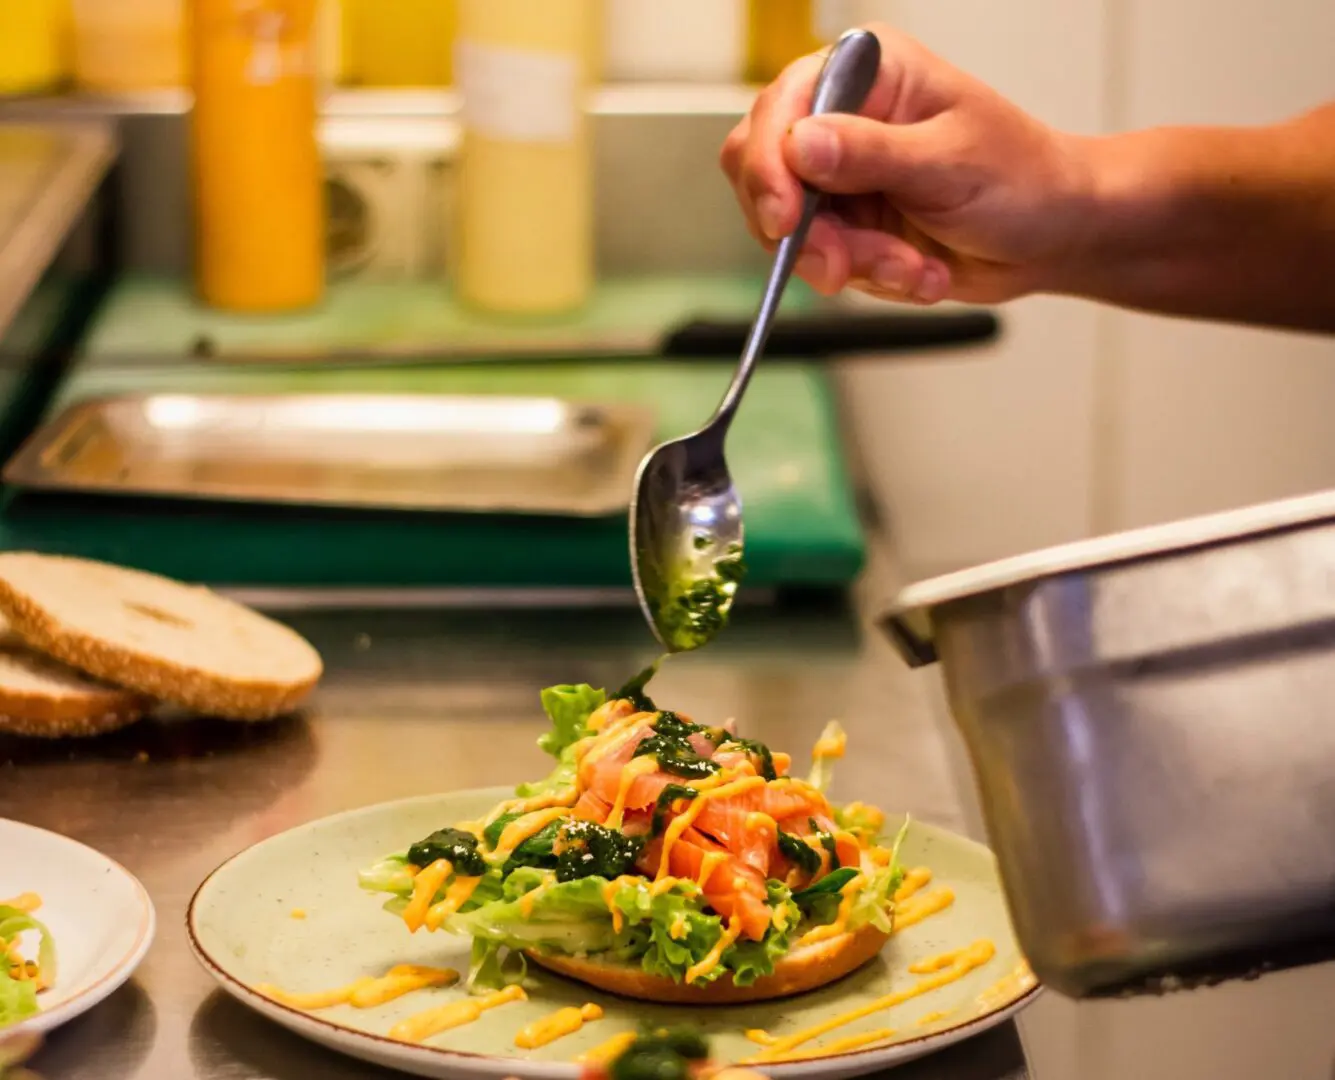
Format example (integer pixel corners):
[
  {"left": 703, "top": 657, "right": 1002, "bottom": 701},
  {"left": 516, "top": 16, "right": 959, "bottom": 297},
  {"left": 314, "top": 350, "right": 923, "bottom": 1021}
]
[
  {"left": 527, "top": 922, "right": 889, "bottom": 1004},
  {"left": 0, "top": 616, "right": 150, "bottom": 738},
  {"left": 0, "top": 553, "right": 322, "bottom": 721}
]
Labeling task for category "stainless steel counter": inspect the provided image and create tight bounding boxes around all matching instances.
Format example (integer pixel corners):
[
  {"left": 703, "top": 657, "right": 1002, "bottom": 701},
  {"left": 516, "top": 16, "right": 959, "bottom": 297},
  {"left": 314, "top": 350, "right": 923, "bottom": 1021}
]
[{"left": 0, "top": 568, "right": 1029, "bottom": 1080}]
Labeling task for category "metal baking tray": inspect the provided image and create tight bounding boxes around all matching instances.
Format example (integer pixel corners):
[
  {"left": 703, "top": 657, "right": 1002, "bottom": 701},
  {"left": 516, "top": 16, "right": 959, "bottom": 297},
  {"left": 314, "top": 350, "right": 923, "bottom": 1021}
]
[
  {"left": 2, "top": 392, "right": 657, "bottom": 516},
  {"left": 881, "top": 490, "right": 1335, "bottom": 999}
]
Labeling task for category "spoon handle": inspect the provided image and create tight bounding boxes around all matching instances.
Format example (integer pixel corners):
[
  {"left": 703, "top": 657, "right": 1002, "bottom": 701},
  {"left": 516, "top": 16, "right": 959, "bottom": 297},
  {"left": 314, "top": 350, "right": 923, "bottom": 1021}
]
[{"left": 709, "top": 27, "right": 884, "bottom": 432}]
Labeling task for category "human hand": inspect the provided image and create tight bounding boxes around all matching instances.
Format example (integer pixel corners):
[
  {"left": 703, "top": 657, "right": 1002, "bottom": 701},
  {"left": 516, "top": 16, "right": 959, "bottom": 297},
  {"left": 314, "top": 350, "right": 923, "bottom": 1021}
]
[{"left": 720, "top": 24, "right": 1093, "bottom": 305}]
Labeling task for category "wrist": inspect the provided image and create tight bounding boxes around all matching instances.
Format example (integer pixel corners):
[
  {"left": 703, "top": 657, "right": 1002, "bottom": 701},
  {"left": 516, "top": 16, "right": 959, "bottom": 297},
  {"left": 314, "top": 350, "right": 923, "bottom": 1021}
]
[{"left": 1034, "top": 130, "right": 1174, "bottom": 301}]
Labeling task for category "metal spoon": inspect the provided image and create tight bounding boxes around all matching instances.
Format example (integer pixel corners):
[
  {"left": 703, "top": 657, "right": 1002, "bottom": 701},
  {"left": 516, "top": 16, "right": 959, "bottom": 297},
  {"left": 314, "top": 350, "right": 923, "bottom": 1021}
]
[{"left": 629, "top": 28, "right": 883, "bottom": 653}]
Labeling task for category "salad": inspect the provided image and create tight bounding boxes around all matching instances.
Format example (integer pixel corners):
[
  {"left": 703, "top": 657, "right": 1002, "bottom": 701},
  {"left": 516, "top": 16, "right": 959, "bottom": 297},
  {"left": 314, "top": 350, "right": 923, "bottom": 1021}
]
[
  {"left": 0, "top": 895, "right": 54, "bottom": 1030},
  {"left": 361, "top": 666, "right": 908, "bottom": 999}
]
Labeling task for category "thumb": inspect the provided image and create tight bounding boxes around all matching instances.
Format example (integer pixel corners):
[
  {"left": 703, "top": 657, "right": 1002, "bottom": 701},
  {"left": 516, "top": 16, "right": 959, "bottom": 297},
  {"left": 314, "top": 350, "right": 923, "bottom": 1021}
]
[{"left": 785, "top": 113, "right": 961, "bottom": 208}]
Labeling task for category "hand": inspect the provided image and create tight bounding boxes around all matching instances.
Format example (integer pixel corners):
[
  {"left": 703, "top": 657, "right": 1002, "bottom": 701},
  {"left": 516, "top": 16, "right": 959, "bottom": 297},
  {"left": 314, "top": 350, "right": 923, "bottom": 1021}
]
[{"left": 720, "top": 24, "right": 1093, "bottom": 305}]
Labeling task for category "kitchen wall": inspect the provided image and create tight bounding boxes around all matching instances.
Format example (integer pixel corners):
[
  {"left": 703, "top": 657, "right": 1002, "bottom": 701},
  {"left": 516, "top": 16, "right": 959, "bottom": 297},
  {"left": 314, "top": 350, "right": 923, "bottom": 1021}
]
[{"left": 836, "top": 0, "right": 1335, "bottom": 586}]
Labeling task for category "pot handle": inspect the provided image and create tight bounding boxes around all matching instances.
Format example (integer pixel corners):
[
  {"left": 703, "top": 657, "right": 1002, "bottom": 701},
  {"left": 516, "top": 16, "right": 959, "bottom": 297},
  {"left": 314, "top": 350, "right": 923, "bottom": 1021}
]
[{"left": 878, "top": 610, "right": 939, "bottom": 668}]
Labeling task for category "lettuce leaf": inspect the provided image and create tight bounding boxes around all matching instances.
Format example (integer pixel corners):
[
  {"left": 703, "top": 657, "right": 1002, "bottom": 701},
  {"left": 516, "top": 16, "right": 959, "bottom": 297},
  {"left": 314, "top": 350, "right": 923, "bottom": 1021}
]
[
  {"left": 515, "top": 683, "right": 607, "bottom": 797},
  {"left": 834, "top": 800, "right": 887, "bottom": 844},
  {"left": 448, "top": 869, "right": 800, "bottom": 991},
  {"left": 0, "top": 907, "right": 55, "bottom": 1030},
  {"left": 537, "top": 685, "right": 605, "bottom": 758},
  {"left": 848, "top": 815, "right": 912, "bottom": 934},
  {"left": 806, "top": 720, "right": 846, "bottom": 793}
]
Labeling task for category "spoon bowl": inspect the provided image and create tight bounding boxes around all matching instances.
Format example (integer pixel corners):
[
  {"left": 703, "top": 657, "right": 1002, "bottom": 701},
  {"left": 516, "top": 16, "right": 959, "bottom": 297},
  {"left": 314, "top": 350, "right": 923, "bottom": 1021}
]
[
  {"left": 629, "top": 28, "right": 883, "bottom": 653},
  {"left": 630, "top": 423, "right": 745, "bottom": 653}
]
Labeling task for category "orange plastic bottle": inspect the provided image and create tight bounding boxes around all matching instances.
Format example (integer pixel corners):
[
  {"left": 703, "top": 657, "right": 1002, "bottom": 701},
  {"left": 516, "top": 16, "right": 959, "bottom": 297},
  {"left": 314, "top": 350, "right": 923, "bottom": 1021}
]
[{"left": 190, "top": 0, "right": 324, "bottom": 312}]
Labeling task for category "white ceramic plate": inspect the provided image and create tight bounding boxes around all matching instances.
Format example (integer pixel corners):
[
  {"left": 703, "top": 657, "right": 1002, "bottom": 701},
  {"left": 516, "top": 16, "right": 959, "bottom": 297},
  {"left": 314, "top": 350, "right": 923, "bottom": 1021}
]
[
  {"left": 0, "top": 819, "right": 156, "bottom": 1036},
  {"left": 188, "top": 788, "right": 1040, "bottom": 1080}
]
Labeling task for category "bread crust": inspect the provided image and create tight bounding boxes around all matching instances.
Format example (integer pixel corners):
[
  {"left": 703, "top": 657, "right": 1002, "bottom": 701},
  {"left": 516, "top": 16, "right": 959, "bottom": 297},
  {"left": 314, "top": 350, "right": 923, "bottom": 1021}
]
[
  {"left": 527, "top": 921, "right": 889, "bottom": 1004},
  {"left": 0, "top": 635, "right": 149, "bottom": 738},
  {"left": 0, "top": 553, "right": 322, "bottom": 721}
]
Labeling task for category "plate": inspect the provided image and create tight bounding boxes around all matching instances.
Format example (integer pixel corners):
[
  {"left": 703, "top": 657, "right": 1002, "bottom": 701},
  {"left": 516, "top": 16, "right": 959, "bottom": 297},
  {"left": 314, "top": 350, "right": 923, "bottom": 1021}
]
[
  {"left": 188, "top": 788, "right": 1040, "bottom": 1080},
  {"left": 0, "top": 819, "right": 156, "bottom": 1036}
]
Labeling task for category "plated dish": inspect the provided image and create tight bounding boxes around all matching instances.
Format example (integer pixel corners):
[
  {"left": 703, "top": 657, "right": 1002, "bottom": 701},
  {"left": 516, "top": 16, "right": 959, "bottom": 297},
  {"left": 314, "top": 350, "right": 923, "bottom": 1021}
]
[
  {"left": 358, "top": 666, "right": 913, "bottom": 1006},
  {"left": 188, "top": 670, "right": 1040, "bottom": 1079},
  {"left": 0, "top": 820, "right": 155, "bottom": 1036}
]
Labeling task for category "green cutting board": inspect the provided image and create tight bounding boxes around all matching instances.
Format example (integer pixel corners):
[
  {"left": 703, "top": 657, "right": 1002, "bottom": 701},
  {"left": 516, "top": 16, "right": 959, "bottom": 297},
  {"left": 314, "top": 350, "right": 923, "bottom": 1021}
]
[
  {"left": 0, "top": 359, "right": 864, "bottom": 590},
  {"left": 82, "top": 275, "right": 824, "bottom": 360}
]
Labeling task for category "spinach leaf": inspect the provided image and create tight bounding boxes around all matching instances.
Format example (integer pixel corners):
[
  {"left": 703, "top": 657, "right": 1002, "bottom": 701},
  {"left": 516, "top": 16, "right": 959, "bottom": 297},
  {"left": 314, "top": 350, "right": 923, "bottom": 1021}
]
[
  {"left": 632, "top": 734, "right": 720, "bottom": 780},
  {"left": 810, "top": 816, "right": 841, "bottom": 870},
  {"left": 720, "top": 736, "right": 777, "bottom": 781},
  {"left": 483, "top": 813, "right": 521, "bottom": 849},
  {"left": 609, "top": 1027, "right": 711, "bottom": 1080},
  {"left": 407, "top": 827, "right": 487, "bottom": 877},
  {"left": 650, "top": 784, "right": 699, "bottom": 835},
  {"left": 776, "top": 829, "right": 822, "bottom": 876},
  {"left": 554, "top": 820, "right": 646, "bottom": 882},
  {"left": 792, "top": 866, "right": 859, "bottom": 903}
]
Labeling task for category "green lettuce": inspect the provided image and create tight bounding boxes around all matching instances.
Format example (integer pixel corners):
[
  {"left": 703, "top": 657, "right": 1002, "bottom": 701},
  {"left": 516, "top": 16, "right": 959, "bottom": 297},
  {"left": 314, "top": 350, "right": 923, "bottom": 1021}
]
[
  {"left": 847, "top": 815, "right": 912, "bottom": 934},
  {"left": 537, "top": 685, "right": 606, "bottom": 758},
  {"left": 446, "top": 868, "right": 800, "bottom": 992},
  {"left": 0, "top": 907, "right": 55, "bottom": 1030},
  {"left": 516, "top": 683, "right": 606, "bottom": 798},
  {"left": 806, "top": 720, "right": 846, "bottom": 793}
]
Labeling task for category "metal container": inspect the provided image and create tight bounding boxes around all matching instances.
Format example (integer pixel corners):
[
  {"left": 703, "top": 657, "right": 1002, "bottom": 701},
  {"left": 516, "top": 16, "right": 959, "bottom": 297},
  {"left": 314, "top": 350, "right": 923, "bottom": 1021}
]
[
  {"left": 3, "top": 392, "right": 656, "bottom": 516},
  {"left": 881, "top": 490, "right": 1335, "bottom": 999}
]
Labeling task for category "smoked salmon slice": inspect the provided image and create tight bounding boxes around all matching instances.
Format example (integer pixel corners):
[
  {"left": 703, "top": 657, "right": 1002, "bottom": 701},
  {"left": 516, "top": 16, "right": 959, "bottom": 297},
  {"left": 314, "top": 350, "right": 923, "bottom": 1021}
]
[{"left": 639, "top": 827, "right": 772, "bottom": 942}]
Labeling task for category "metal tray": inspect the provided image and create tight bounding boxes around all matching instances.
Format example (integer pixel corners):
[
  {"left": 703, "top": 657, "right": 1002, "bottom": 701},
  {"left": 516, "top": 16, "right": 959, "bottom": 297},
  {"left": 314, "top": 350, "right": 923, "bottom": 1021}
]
[
  {"left": 2, "top": 392, "right": 657, "bottom": 516},
  {"left": 881, "top": 490, "right": 1335, "bottom": 999}
]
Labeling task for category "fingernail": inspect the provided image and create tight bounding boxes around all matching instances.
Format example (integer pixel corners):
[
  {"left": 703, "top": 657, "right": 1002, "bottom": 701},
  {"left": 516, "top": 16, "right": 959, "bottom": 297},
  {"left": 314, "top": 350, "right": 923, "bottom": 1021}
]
[
  {"left": 790, "top": 119, "right": 840, "bottom": 179},
  {"left": 795, "top": 251, "right": 826, "bottom": 286},
  {"left": 756, "top": 194, "right": 785, "bottom": 240},
  {"left": 871, "top": 259, "right": 908, "bottom": 293},
  {"left": 916, "top": 264, "right": 948, "bottom": 303}
]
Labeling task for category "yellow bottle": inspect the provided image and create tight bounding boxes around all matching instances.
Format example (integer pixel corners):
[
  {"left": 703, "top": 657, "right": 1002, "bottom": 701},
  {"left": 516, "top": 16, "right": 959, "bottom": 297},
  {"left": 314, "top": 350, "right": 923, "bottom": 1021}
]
[
  {"left": 344, "top": 0, "right": 455, "bottom": 86},
  {"left": 190, "top": 0, "right": 324, "bottom": 312},
  {"left": 745, "top": 0, "right": 815, "bottom": 83},
  {"left": 745, "top": 0, "right": 855, "bottom": 83},
  {"left": 0, "top": 0, "right": 70, "bottom": 94},
  {"left": 454, "top": 0, "right": 596, "bottom": 315}
]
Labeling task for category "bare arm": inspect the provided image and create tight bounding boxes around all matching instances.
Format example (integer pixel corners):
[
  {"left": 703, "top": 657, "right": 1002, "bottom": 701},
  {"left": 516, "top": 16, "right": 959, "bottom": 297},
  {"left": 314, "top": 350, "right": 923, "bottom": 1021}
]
[
  {"left": 721, "top": 25, "right": 1335, "bottom": 335},
  {"left": 1059, "top": 104, "right": 1335, "bottom": 332}
]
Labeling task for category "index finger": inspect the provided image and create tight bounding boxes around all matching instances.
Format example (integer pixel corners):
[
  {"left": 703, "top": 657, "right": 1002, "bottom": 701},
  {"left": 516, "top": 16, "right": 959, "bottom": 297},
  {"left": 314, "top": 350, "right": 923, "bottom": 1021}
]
[{"left": 739, "top": 51, "right": 827, "bottom": 241}]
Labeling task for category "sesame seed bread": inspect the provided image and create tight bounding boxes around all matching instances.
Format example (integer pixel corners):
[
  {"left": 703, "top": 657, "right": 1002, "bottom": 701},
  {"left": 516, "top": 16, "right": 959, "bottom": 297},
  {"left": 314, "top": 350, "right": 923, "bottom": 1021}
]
[
  {"left": 0, "top": 553, "right": 322, "bottom": 721},
  {"left": 527, "top": 922, "right": 889, "bottom": 1004},
  {"left": 0, "top": 616, "right": 150, "bottom": 738}
]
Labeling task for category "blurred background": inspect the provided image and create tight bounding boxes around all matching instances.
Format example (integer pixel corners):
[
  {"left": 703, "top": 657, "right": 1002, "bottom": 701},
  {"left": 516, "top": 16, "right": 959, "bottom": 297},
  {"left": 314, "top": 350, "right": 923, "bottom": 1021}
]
[{"left": 1, "top": 2, "right": 1334, "bottom": 1079}]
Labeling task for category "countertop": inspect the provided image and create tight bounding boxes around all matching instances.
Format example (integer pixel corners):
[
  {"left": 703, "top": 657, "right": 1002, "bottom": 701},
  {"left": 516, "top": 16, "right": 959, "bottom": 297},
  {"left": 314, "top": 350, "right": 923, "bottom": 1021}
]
[
  {"left": 0, "top": 542, "right": 1030, "bottom": 1080},
  {"left": 0, "top": 122, "right": 116, "bottom": 342}
]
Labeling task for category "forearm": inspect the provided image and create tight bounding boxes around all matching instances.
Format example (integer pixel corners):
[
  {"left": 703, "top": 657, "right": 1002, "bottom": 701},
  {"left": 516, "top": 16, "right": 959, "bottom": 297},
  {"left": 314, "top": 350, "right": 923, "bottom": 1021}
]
[{"left": 1053, "top": 104, "right": 1335, "bottom": 332}]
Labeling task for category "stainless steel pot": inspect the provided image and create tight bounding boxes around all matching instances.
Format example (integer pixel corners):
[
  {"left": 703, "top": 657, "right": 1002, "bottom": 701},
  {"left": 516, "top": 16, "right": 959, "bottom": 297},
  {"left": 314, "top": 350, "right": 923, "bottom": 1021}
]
[{"left": 882, "top": 490, "right": 1335, "bottom": 999}]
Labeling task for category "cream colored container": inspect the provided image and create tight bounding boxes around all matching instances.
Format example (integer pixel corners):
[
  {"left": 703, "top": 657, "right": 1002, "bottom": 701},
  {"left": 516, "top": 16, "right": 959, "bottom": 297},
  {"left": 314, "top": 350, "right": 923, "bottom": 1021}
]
[
  {"left": 603, "top": 0, "right": 742, "bottom": 82},
  {"left": 453, "top": 0, "right": 595, "bottom": 314},
  {"left": 71, "top": 0, "right": 187, "bottom": 91}
]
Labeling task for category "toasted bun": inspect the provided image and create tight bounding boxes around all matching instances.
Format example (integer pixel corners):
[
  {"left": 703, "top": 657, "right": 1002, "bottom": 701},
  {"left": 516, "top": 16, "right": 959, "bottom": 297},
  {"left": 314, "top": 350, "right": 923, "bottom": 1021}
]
[
  {"left": 527, "top": 921, "right": 889, "bottom": 1004},
  {"left": 0, "top": 618, "right": 150, "bottom": 738},
  {"left": 0, "top": 553, "right": 322, "bottom": 721}
]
